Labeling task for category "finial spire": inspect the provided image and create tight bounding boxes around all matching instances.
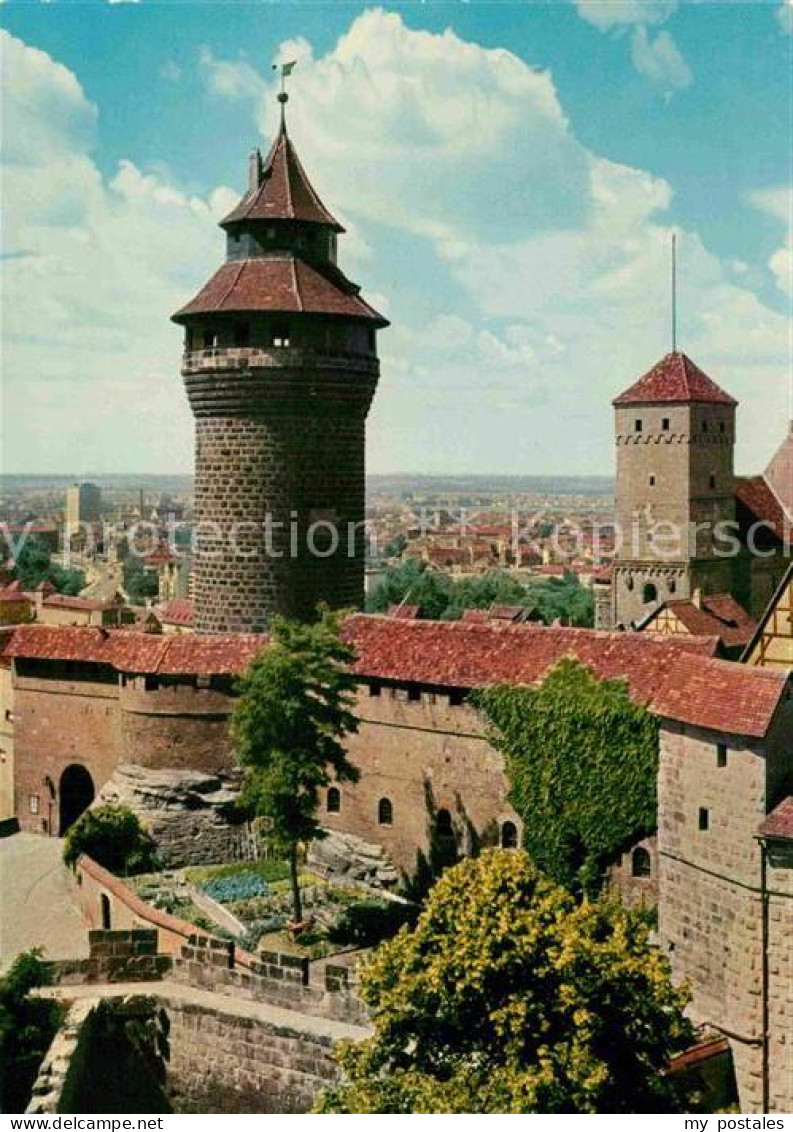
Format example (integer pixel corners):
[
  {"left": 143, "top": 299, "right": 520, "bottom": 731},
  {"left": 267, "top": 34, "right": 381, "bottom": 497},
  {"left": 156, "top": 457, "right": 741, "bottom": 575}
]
[
  {"left": 671, "top": 231, "right": 678, "bottom": 354},
  {"left": 273, "top": 59, "right": 297, "bottom": 131}
]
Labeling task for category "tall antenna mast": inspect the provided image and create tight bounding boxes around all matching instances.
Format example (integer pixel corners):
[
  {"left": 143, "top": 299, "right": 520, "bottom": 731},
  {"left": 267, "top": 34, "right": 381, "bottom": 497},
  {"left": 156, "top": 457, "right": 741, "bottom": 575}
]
[{"left": 671, "top": 232, "right": 677, "bottom": 353}]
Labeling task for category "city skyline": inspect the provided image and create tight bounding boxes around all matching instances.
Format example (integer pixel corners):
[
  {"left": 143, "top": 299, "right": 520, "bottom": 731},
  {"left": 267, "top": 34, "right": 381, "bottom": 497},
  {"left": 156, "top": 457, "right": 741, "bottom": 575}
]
[{"left": 2, "top": 1, "right": 791, "bottom": 477}]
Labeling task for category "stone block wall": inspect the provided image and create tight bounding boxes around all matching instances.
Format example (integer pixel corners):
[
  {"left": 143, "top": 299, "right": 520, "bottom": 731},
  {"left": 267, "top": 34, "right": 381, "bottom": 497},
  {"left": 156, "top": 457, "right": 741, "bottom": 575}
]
[
  {"left": 166, "top": 1000, "right": 338, "bottom": 1113},
  {"left": 51, "top": 929, "right": 172, "bottom": 986}
]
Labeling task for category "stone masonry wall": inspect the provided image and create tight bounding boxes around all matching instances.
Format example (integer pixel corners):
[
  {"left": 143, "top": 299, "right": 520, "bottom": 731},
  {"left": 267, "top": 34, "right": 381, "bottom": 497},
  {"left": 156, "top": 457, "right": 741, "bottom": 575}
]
[
  {"left": 13, "top": 673, "right": 120, "bottom": 834},
  {"left": 658, "top": 721, "right": 769, "bottom": 1112},
  {"left": 187, "top": 349, "right": 378, "bottom": 634},
  {"left": 166, "top": 999, "right": 339, "bottom": 1113}
]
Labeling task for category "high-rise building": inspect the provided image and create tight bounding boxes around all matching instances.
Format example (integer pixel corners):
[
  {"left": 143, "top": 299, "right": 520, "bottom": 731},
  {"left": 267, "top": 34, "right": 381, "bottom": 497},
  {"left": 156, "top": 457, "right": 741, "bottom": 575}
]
[
  {"left": 172, "top": 97, "right": 388, "bottom": 634},
  {"left": 65, "top": 482, "right": 102, "bottom": 533}
]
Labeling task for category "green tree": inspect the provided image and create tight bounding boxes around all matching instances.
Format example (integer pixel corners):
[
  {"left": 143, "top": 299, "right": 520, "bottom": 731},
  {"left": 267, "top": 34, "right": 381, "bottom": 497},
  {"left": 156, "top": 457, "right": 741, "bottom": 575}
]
[
  {"left": 474, "top": 660, "right": 659, "bottom": 896},
  {"left": 13, "top": 536, "right": 84, "bottom": 596},
  {"left": 231, "top": 608, "right": 360, "bottom": 924},
  {"left": 0, "top": 949, "right": 63, "bottom": 1113},
  {"left": 526, "top": 573, "right": 594, "bottom": 627},
  {"left": 63, "top": 803, "right": 157, "bottom": 876},
  {"left": 366, "top": 559, "right": 451, "bottom": 620},
  {"left": 123, "top": 557, "right": 160, "bottom": 604},
  {"left": 318, "top": 851, "right": 693, "bottom": 1114}
]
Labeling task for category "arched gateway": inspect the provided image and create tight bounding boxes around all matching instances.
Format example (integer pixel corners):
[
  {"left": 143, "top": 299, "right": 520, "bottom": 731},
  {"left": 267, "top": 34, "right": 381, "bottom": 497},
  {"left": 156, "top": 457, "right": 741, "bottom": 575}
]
[{"left": 59, "top": 764, "right": 94, "bottom": 835}]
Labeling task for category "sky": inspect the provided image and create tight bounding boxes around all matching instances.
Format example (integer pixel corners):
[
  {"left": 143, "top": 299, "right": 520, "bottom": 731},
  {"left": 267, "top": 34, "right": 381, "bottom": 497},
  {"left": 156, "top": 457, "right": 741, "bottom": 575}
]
[{"left": 1, "top": 0, "right": 791, "bottom": 477}]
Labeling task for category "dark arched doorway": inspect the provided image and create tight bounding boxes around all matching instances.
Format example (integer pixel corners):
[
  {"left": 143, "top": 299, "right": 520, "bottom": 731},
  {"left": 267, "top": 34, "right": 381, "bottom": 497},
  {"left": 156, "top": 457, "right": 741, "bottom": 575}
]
[{"left": 59, "top": 764, "right": 94, "bottom": 835}]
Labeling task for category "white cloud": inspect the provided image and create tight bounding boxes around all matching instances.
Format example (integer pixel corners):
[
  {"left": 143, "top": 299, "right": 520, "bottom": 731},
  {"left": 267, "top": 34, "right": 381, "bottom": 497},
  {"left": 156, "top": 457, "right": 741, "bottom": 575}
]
[
  {"left": 573, "top": 0, "right": 691, "bottom": 92},
  {"left": 573, "top": 0, "right": 677, "bottom": 31},
  {"left": 777, "top": 0, "right": 793, "bottom": 34},
  {"left": 1, "top": 29, "right": 236, "bottom": 473},
  {"left": 750, "top": 186, "right": 792, "bottom": 297},
  {"left": 3, "top": 14, "right": 788, "bottom": 476},
  {"left": 630, "top": 26, "right": 692, "bottom": 90}
]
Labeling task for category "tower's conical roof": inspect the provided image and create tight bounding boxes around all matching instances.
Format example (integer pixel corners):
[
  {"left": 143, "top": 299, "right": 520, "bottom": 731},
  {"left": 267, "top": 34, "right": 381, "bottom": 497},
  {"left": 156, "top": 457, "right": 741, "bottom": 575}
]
[
  {"left": 763, "top": 421, "right": 793, "bottom": 521},
  {"left": 613, "top": 352, "right": 737, "bottom": 407},
  {"left": 221, "top": 122, "right": 343, "bottom": 231}
]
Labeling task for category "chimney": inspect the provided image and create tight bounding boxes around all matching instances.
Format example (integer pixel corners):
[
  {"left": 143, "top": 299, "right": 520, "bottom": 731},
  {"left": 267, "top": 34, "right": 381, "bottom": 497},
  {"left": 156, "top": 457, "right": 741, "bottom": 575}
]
[{"left": 248, "top": 149, "right": 262, "bottom": 193}]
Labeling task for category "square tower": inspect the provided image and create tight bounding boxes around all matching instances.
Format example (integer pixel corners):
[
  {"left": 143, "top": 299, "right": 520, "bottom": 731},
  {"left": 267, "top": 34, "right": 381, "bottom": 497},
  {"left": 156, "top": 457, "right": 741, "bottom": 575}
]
[{"left": 612, "top": 352, "right": 737, "bottom": 628}]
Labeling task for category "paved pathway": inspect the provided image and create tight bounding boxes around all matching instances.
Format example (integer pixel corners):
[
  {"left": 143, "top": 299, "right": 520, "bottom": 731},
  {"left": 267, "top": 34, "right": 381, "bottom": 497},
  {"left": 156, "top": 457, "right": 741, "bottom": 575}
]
[
  {"left": 0, "top": 833, "right": 89, "bottom": 971},
  {"left": 40, "top": 980, "right": 371, "bottom": 1042}
]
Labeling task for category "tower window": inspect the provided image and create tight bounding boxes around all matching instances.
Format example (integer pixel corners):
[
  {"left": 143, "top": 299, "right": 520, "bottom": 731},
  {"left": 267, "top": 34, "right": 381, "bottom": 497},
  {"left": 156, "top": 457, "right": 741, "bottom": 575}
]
[
  {"left": 717, "top": 744, "right": 727, "bottom": 768},
  {"left": 368, "top": 329, "right": 376, "bottom": 352},
  {"left": 635, "top": 419, "right": 643, "bottom": 433},
  {"left": 378, "top": 797, "right": 393, "bottom": 826},
  {"left": 407, "top": 686, "right": 421, "bottom": 702},
  {"left": 662, "top": 418, "right": 670, "bottom": 431},
  {"left": 500, "top": 820, "right": 518, "bottom": 850},
  {"left": 709, "top": 474, "right": 716, "bottom": 489},
  {"left": 642, "top": 583, "right": 658, "bottom": 604},
  {"left": 649, "top": 475, "right": 656, "bottom": 486},
  {"left": 272, "top": 325, "right": 290, "bottom": 348},
  {"left": 698, "top": 807, "right": 710, "bottom": 831},
  {"left": 720, "top": 421, "right": 726, "bottom": 434},
  {"left": 234, "top": 322, "right": 250, "bottom": 347},
  {"left": 327, "top": 786, "right": 341, "bottom": 814},
  {"left": 702, "top": 420, "right": 709, "bottom": 432},
  {"left": 369, "top": 681, "right": 382, "bottom": 697},
  {"left": 631, "top": 847, "right": 652, "bottom": 877},
  {"left": 203, "top": 330, "right": 218, "bottom": 349}
]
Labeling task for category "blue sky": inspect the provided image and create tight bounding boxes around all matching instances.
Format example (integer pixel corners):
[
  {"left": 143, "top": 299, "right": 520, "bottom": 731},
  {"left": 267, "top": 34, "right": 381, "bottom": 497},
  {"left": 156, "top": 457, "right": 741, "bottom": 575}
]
[{"left": 1, "top": 1, "right": 791, "bottom": 475}]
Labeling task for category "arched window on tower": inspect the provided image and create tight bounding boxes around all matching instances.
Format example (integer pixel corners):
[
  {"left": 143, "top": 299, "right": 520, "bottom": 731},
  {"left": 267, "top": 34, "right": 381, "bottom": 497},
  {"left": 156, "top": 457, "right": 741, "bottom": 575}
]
[
  {"left": 378, "top": 797, "right": 393, "bottom": 826},
  {"left": 327, "top": 786, "right": 340, "bottom": 814},
  {"left": 642, "top": 582, "right": 658, "bottom": 605},
  {"left": 271, "top": 324, "right": 290, "bottom": 348},
  {"left": 500, "top": 820, "right": 518, "bottom": 850},
  {"left": 631, "top": 847, "right": 652, "bottom": 878}
]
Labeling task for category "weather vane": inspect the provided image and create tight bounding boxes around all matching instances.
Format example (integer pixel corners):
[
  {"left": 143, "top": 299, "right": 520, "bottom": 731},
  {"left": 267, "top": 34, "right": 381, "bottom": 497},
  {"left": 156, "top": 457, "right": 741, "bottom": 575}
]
[{"left": 273, "top": 59, "right": 297, "bottom": 126}]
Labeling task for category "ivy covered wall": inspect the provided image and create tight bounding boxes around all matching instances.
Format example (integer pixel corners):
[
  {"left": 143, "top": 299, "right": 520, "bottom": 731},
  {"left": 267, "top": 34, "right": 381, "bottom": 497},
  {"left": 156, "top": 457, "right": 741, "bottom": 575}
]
[{"left": 474, "top": 659, "right": 659, "bottom": 896}]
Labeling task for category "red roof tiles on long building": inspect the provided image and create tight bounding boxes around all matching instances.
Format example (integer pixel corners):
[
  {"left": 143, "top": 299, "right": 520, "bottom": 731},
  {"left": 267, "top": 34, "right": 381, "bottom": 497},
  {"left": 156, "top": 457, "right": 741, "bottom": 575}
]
[
  {"left": 613, "top": 352, "right": 737, "bottom": 407},
  {"left": 172, "top": 255, "right": 386, "bottom": 324},
  {"left": 3, "top": 617, "right": 788, "bottom": 738}
]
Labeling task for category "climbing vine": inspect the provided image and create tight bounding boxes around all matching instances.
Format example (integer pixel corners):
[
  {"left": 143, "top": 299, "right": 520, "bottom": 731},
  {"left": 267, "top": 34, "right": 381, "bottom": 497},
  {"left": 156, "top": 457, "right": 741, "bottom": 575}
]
[{"left": 473, "top": 659, "right": 659, "bottom": 897}]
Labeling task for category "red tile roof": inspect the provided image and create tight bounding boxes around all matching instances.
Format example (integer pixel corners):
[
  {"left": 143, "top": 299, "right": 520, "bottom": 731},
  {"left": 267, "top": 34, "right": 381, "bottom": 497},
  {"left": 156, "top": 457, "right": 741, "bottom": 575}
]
[
  {"left": 758, "top": 796, "right": 793, "bottom": 841},
  {"left": 221, "top": 125, "right": 342, "bottom": 231},
  {"left": 43, "top": 594, "right": 111, "bottom": 612},
  {"left": 650, "top": 594, "right": 757, "bottom": 649},
  {"left": 342, "top": 613, "right": 716, "bottom": 698},
  {"left": 4, "top": 617, "right": 787, "bottom": 738},
  {"left": 0, "top": 582, "right": 32, "bottom": 604},
  {"left": 613, "top": 352, "right": 737, "bottom": 407},
  {"left": 172, "top": 255, "right": 386, "bottom": 325},
  {"left": 736, "top": 475, "right": 790, "bottom": 545},
  {"left": 650, "top": 652, "right": 788, "bottom": 738},
  {"left": 156, "top": 598, "right": 195, "bottom": 627},
  {"left": 3, "top": 625, "right": 266, "bottom": 676},
  {"left": 763, "top": 421, "right": 793, "bottom": 522}
]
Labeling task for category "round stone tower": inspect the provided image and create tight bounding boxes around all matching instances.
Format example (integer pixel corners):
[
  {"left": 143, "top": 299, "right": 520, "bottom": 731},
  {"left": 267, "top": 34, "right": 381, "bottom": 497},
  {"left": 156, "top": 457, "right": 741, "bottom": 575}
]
[{"left": 172, "top": 101, "right": 388, "bottom": 634}]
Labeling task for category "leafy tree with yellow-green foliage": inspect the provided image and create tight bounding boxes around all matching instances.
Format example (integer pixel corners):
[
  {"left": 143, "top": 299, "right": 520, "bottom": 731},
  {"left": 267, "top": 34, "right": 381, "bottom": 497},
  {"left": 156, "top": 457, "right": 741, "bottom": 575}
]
[{"left": 317, "top": 851, "right": 693, "bottom": 1114}]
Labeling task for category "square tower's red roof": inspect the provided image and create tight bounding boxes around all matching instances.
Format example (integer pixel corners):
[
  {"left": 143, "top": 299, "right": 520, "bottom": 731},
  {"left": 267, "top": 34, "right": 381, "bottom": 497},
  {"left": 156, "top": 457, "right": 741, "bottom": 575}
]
[{"left": 613, "top": 352, "right": 737, "bottom": 407}]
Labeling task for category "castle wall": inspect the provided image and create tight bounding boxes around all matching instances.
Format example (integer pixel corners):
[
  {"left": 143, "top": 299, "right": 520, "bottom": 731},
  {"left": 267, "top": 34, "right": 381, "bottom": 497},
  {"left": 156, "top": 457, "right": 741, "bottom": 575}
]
[
  {"left": 657, "top": 715, "right": 793, "bottom": 1113},
  {"left": 321, "top": 687, "right": 520, "bottom": 876},
  {"left": 13, "top": 670, "right": 120, "bottom": 835}
]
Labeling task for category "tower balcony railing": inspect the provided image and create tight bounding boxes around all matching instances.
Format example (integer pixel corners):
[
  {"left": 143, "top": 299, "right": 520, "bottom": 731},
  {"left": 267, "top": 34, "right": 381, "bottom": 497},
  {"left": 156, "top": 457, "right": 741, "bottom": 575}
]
[{"left": 182, "top": 345, "right": 378, "bottom": 375}]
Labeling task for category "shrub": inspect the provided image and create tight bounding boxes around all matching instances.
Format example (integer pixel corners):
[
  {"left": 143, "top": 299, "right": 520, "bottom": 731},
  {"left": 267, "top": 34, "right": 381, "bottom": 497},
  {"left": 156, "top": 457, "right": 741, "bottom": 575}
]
[
  {"left": 63, "top": 804, "right": 157, "bottom": 876},
  {"left": 0, "top": 950, "right": 64, "bottom": 1113},
  {"left": 327, "top": 899, "right": 418, "bottom": 948},
  {"left": 239, "top": 915, "right": 288, "bottom": 951}
]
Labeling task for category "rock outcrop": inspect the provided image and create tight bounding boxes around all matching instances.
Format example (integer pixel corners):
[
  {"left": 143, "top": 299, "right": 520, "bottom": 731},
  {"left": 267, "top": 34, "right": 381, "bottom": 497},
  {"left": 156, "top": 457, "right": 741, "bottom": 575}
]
[
  {"left": 94, "top": 764, "right": 256, "bottom": 868},
  {"left": 307, "top": 828, "right": 400, "bottom": 889}
]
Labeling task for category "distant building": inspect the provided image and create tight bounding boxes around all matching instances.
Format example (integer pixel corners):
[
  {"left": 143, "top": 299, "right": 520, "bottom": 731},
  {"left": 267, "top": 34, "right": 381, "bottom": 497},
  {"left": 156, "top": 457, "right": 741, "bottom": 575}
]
[
  {"left": 742, "top": 564, "right": 793, "bottom": 669},
  {"left": 638, "top": 591, "right": 756, "bottom": 659},
  {"left": 66, "top": 482, "right": 101, "bottom": 534}
]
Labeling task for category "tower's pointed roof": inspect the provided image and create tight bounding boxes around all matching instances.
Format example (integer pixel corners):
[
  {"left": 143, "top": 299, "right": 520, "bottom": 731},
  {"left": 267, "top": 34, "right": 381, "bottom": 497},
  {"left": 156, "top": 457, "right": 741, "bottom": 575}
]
[
  {"left": 221, "top": 122, "right": 343, "bottom": 231},
  {"left": 763, "top": 421, "right": 793, "bottom": 521},
  {"left": 613, "top": 352, "right": 737, "bottom": 407}
]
